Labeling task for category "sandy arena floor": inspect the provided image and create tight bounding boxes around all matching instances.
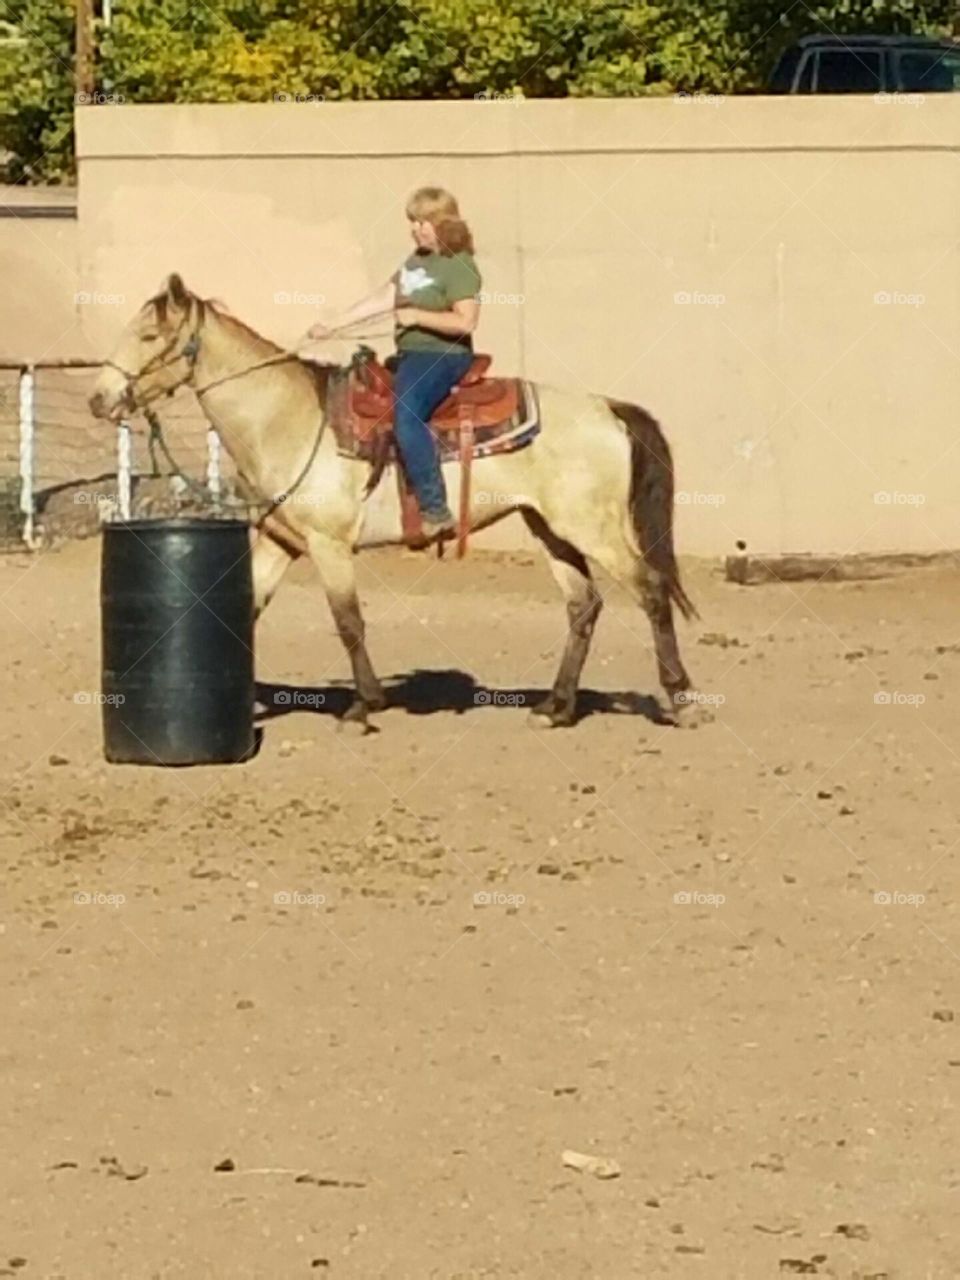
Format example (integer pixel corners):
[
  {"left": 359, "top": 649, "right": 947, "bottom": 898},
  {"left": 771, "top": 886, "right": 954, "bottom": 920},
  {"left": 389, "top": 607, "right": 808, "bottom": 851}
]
[{"left": 0, "top": 536, "right": 958, "bottom": 1279}]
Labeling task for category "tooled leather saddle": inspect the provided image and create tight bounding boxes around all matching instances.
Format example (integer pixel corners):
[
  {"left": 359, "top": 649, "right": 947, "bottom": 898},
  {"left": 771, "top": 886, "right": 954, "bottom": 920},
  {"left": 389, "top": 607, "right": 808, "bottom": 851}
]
[{"left": 326, "top": 346, "right": 539, "bottom": 556}]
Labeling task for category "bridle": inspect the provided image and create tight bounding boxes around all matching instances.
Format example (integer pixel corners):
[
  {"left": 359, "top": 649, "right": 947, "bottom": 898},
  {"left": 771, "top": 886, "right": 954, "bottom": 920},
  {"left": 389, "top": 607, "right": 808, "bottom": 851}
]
[
  {"left": 103, "top": 306, "right": 203, "bottom": 411},
  {"left": 106, "top": 297, "right": 322, "bottom": 518},
  {"left": 104, "top": 300, "right": 299, "bottom": 410}
]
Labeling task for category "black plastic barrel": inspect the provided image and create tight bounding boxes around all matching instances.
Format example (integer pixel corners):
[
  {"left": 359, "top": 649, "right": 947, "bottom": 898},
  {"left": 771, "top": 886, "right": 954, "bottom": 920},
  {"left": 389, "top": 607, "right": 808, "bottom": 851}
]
[{"left": 100, "top": 518, "right": 255, "bottom": 765}]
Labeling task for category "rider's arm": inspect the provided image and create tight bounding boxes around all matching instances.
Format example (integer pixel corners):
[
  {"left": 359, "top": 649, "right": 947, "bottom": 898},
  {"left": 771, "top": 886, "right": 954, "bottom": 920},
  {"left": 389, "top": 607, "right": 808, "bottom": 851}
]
[{"left": 307, "top": 277, "right": 396, "bottom": 338}]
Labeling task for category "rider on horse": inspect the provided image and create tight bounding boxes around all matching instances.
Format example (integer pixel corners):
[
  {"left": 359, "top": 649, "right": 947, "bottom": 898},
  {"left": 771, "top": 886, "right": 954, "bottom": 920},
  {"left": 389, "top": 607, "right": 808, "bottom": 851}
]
[{"left": 307, "top": 187, "right": 482, "bottom": 541}]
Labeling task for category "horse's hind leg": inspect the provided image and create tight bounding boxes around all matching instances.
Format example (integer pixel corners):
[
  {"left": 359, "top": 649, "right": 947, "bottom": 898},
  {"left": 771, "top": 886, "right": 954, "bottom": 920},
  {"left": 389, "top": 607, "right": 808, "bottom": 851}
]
[
  {"left": 522, "top": 509, "right": 602, "bottom": 727},
  {"left": 588, "top": 536, "right": 702, "bottom": 726},
  {"left": 635, "top": 570, "right": 702, "bottom": 724},
  {"left": 306, "top": 531, "right": 386, "bottom": 726}
]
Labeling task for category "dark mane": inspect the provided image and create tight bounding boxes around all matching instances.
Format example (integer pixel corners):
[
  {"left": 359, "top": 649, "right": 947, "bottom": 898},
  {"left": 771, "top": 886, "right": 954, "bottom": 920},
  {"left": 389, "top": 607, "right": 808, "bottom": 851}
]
[
  {"left": 147, "top": 290, "right": 207, "bottom": 331},
  {"left": 147, "top": 292, "right": 169, "bottom": 325}
]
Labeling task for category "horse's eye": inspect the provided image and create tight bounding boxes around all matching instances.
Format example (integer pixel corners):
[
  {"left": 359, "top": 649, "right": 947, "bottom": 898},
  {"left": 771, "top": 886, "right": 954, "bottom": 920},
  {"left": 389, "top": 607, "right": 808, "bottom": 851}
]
[{"left": 141, "top": 331, "right": 160, "bottom": 342}]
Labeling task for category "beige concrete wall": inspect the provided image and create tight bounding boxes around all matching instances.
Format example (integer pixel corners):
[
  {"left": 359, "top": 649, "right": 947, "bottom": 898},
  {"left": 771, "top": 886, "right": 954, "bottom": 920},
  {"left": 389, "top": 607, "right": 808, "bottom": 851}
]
[
  {"left": 0, "top": 186, "right": 218, "bottom": 504},
  {"left": 73, "top": 99, "right": 960, "bottom": 557},
  {"left": 0, "top": 186, "right": 84, "bottom": 360},
  {"left": 0, "top": 188, "right": 87, "bottom": 487}
]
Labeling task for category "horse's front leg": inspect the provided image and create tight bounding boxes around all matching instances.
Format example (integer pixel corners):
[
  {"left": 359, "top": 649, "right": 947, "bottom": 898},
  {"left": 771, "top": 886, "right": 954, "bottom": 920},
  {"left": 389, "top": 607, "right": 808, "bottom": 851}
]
[
  {"left": 251, "top": 521, "right": 301, "bottom": 620},
  {"left": 306, "top": 531, "right": 386, "bottom": 727}
]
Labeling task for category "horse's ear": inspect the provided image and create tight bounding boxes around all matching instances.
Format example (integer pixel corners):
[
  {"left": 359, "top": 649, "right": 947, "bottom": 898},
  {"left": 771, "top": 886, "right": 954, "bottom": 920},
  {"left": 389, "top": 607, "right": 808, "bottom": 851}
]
[{"left": 164, "top": 273, "right": 189, "bottom": 308}]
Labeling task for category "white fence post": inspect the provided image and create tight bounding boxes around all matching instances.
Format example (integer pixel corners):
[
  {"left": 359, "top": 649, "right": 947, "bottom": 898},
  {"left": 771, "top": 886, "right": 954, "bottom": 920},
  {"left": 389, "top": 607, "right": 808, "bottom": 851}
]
[
  {"left": 117, "top": 420, "right": 132, "bottom": 520},
  {"left": 206, "top": 427, "right": 221, "bottom": 508},
  {"left": 17, "top": 364, "right": 38, "bottom": 548}
]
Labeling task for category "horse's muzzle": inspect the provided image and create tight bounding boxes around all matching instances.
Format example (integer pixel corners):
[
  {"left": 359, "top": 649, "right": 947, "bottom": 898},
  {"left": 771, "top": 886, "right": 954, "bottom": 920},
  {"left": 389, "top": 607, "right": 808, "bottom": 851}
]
[
  {"left": 88, "top": 390, "right": 109, "bottom": 419},
  {"left": 89, "top": 384, "right": 132, "bottom": 421}
]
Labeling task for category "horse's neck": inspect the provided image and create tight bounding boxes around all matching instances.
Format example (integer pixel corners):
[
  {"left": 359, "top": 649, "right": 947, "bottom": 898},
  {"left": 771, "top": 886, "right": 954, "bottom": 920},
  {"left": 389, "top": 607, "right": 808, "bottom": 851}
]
[
  {"left": 192, "top": 312, "right": 324, "bottom": 487},
  {"left": 194, "top": 315, "right": 284, "bottom": 430}
]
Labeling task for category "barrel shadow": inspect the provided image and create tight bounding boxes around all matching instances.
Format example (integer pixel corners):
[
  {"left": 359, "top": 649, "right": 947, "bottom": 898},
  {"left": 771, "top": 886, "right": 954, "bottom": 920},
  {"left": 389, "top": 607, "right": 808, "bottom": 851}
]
[{"left": 255, "top": 670, "right": 667, "bottom": 724}]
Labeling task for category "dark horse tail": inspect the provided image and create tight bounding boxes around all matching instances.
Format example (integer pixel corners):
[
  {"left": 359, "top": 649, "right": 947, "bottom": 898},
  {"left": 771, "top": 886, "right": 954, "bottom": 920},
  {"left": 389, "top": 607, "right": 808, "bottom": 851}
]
[{"left": 607, "top": 399, "right": 698, "bottom": 621}]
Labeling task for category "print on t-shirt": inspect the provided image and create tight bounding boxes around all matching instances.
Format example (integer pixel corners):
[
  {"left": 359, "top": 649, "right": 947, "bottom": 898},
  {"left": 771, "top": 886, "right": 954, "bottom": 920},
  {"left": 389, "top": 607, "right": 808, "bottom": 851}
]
[{"left": 398, "top": 264, "right": 435, "bottom": 295}]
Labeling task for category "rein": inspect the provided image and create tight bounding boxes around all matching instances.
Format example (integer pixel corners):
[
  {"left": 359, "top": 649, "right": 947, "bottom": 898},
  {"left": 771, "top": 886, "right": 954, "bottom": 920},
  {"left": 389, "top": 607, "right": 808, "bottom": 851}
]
[
  {"left": 125, "top": 305, "right": 395, "bottom": 520},
  {"left": 143, "top": 406, "right": 328, "bottom": 521}
]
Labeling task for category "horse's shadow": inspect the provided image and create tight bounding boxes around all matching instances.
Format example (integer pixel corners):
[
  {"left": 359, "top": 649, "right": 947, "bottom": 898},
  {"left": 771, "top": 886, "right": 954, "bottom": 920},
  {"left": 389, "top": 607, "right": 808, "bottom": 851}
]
[{"left": 255, "top": 669, "right": 667, "bottom": 724}]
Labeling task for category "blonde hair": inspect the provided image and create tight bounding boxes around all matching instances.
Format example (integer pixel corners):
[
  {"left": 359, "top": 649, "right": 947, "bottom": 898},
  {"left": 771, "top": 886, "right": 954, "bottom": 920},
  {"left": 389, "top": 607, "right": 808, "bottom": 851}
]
[{"left": 405, "top": 185, "right": 474, "bottom": 256}]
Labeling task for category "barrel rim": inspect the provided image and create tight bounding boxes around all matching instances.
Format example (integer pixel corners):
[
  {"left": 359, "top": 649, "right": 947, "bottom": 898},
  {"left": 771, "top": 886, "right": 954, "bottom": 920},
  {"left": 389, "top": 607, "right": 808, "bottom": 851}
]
[{"left": 103, "top": 516, "right": 251, "bottom": 534}]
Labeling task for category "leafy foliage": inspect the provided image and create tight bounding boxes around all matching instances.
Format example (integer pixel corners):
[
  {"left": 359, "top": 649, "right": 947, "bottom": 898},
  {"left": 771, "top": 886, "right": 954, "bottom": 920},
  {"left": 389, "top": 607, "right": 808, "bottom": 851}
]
[
  {"left": 0, "top": 0, "right": 957, "bottom": 182},
  {"left": 0, "top": 0, "right": 75, "bottom": 183}
]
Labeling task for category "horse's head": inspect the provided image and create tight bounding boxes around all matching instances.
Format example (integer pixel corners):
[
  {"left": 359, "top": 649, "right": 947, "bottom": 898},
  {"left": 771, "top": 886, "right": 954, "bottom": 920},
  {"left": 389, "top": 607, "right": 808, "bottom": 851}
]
[{"left": 89, "top": 273, "right": 204, "bottom": 421}]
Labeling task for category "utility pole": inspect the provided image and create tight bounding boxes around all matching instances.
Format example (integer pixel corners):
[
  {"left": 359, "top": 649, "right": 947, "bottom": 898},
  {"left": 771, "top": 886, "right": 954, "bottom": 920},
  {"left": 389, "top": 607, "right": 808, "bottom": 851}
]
[{"left": 75, "top": 0, "right": 94, "bottom": 102}]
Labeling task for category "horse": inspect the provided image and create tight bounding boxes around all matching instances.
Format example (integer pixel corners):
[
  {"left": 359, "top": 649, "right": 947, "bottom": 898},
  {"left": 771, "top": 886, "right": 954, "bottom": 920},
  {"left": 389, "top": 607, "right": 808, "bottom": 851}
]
[{"left": 89, "top": 273, "right": 707, "bottom": 732}]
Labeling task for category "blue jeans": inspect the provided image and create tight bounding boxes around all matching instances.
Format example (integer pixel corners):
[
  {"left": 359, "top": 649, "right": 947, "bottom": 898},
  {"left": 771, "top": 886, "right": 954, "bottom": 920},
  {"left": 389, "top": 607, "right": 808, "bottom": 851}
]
[{"left": 393, "top": 349, "right": 473, "bottom": 518}]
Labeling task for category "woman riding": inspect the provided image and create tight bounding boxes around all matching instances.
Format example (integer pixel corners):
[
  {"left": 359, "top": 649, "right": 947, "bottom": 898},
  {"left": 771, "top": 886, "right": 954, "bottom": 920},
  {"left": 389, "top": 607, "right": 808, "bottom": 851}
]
[{"left": 307, "top": 186, "right": 482, "bottom": 541}]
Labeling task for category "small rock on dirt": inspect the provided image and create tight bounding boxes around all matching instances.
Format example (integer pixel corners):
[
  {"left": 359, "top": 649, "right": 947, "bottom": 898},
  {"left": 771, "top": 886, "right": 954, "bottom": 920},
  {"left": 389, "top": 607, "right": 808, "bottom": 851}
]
[
  {"left": 100, "top": 1156, "right": 147, "bottom": 1181},
  {"left": 561, "top": 1149, "right": 621, "bottom": 1179}
]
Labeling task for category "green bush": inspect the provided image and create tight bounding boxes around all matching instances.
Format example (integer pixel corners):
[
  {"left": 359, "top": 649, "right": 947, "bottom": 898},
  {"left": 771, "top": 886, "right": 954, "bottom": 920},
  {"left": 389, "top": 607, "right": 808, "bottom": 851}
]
[{"left": 0, "top": 0, "right": 957, "bottom": 183}]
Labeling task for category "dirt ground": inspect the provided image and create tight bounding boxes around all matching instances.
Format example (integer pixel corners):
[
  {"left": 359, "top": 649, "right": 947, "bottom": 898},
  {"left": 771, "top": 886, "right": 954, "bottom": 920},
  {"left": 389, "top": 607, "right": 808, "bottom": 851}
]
[{"left": 0, "top": 536, "right": 958, "bottom": 1280}]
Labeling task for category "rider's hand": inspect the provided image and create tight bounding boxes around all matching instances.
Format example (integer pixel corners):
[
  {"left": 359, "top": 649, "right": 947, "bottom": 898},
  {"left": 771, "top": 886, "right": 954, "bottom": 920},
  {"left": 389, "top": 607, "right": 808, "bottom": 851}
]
[
  {"left": 305, "top": 321, "right": 333, "bottom": 340},
  {"left": 395, "top": 306, "right": 420, "bottom": 328}
]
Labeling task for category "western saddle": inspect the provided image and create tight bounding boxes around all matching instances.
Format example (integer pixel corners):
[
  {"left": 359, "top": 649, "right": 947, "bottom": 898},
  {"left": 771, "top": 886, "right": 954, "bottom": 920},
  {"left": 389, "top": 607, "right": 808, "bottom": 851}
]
[
  {"left": 349, "top": 347, "right": 518, "bottom": 435},
  {"left": 327, "top": 346, "right": 533, "bottom": 556}
]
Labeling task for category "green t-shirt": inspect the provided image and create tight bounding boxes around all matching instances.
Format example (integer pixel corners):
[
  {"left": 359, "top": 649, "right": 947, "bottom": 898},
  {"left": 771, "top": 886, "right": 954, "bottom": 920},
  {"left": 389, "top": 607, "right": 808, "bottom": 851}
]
[{"left": 394, "top": 249, "right": 482, "bottom": 354}]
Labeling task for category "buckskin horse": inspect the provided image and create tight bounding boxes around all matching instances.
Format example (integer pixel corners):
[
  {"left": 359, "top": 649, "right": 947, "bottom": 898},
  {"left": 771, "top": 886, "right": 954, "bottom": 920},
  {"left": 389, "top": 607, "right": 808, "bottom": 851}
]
[{"left": 89, "top": 274, "right": 707, "bottom": 731}]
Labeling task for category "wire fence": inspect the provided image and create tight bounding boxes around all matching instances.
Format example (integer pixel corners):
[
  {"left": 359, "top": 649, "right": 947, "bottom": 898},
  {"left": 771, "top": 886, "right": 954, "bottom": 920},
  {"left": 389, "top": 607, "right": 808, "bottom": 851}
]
[{"left": 0, "top": 360, "right": 236, "bottom": 548}]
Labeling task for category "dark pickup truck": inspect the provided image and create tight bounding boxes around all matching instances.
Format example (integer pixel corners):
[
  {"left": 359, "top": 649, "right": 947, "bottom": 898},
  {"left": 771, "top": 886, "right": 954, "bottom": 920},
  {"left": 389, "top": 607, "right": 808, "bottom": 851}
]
[{"left": 768, "top": 34, "right": 960, "bottom": 94}]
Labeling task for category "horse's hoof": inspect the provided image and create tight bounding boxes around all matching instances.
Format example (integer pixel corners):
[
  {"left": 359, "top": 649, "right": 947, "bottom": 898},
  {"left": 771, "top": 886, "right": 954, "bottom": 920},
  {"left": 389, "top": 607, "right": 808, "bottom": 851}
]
[
  {"left": 527, "top": 701, "right": 576, "bottom": 729},
  {"left": 338, "top": 701, "right": 377, "bottom": 736},
  {"left": 668, "top": 696, "right": 715, "bottom": 729}
]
